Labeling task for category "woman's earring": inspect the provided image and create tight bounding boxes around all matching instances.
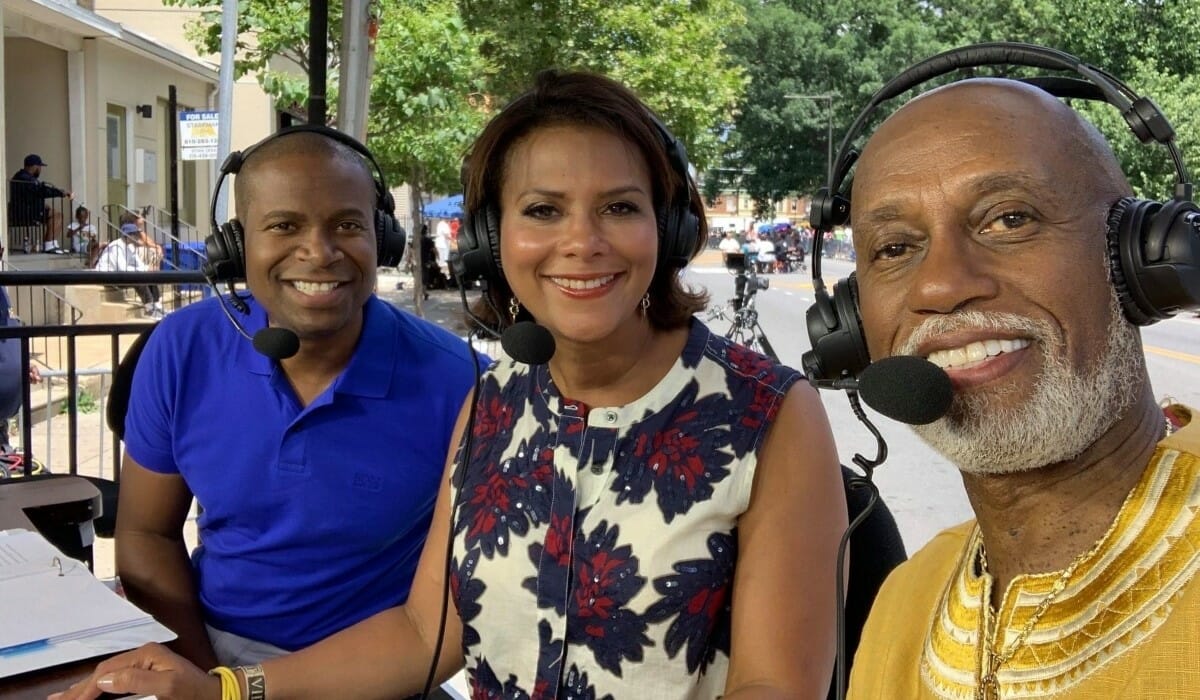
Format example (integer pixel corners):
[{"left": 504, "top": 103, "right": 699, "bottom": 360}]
[
  {"left": 509, "top": 297, "right": 521, "bottom": 322},
  {"left": 640, "top": 294, "right": 650, "bottom": 317}
]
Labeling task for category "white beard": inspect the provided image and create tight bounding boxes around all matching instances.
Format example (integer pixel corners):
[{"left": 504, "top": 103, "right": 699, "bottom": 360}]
[{"left": 900, "top": 290, "right": 1143, "bottom": 476}]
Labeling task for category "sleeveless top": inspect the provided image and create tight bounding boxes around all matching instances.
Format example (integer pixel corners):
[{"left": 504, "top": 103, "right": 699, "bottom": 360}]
[{"left": 451, "top": 320, "right": 803, "bottom": 699}]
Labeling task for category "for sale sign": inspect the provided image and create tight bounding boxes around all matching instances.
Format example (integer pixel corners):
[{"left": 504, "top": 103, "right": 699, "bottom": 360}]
[{"left": 179, "top": 110, "right": 219, "bottom": 160}]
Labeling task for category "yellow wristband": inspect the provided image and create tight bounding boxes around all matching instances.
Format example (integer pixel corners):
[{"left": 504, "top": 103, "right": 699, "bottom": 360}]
[{"left": 208, "top": 665, "right": 242, "bottom": 700}]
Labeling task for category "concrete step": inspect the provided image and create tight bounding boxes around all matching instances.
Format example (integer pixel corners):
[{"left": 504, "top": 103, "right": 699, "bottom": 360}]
[{"left": 64, "top": 284, "right": 146, "bottom": 324}]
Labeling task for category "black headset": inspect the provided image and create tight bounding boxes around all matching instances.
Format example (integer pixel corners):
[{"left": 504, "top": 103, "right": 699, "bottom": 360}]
[
  {"left": 454, "top": 114, "right": 701, "bottom": 287},
  {"left": 204, "top": 124, "right": 407, "bottom": 282},
  {"left": 802, "top": 42, "right": 1200, "bottom": 384}
]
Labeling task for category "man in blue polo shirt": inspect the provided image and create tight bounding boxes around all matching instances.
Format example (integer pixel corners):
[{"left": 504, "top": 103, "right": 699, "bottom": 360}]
[{"left": 116, "top": 130, "right": 484, "bottom": 671}]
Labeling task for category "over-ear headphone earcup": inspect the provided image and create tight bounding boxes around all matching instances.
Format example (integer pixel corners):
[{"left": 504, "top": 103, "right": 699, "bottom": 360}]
[
  {"left": 374, "top": 210, "right": 406, "bottom": 267},
  {"left": 1108, "top": 197, "right": 1162, "bottom": 326},
  {"left": 801, "top": 273, "right": 870, "bottom": 381},
  {"left": 456, "top": 203, "right": 502, "bottom": 284},
  {"left": 482, "top": 204, "right": 502, "bottom": 279},
  {"left": 203, "top": 220, "right": 247, "bottom": 281},
  {"left": 1108, "top": 195, "right": 1200, "bottom": 325},
  {"left": 656, "top": 201, "right": 699, "bottom": 269}
]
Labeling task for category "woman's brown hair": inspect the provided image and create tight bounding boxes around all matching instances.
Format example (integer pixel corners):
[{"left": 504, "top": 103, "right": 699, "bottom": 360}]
[{"left": 462, "top": 69, "right": 708, "bottom": 332}]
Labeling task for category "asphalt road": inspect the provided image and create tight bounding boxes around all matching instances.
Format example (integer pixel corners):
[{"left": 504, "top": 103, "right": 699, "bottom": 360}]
[{"left": 682, "top": 255, "right": 1200, "bottom": 554}]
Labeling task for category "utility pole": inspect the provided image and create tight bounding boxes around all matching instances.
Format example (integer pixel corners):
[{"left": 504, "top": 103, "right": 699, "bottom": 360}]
[
  {"left": 214, "top": 0, "right": 238, "bottom": 224},
  {"left": 337, "top": 0, "right": 377, "bottom": 141},
  {"left": 308, "top": 0, "right": 328, "bottom": 124}
]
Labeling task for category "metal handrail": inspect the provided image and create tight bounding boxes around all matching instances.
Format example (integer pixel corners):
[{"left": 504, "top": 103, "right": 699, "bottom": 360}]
[
  {"left": 143, "top": 204, "right": 202, "bottom": 247},
  {"left": 0, "top": 319, "right": 155, "bottom": 481},
  {"left": 99, "top": 204, "right": 205, "bottom": 271},
  {"left": 0, "top": 270, "right": 206, "bottom": 286},
  {"left": 1, "top": 261, "right": 86, "bottom": 371},
  {"left": 21, "top": 367, "right": 114, "bottom": 479}
]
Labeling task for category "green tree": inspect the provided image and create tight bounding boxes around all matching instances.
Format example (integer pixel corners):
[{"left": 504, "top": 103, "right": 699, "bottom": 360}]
[
  {"left": 164, "top": 0, "right": 489, "bottom": 199},
  {"left": 709, "top": 0, "right": 944, "bottom": 218},
  {"left": 459, "top": 0, "right": 747, "bottom": 168},
  {"left": 367, "top": 2, "right": 492, "bottom": 206},
  {"left": 927, "top": 0, "right": 1200, "bottom": 199},
  {"left": 165, "top": 0, "right": 344, "bottom": 113},
  {"left": 712, "top": 0, "right": 1200, "bottom": 214}
]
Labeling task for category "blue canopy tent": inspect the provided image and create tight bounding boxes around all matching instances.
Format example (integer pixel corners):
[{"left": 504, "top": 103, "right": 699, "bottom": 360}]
[{"left": 424, "top": 194, "right": 463, "bottom": 219}]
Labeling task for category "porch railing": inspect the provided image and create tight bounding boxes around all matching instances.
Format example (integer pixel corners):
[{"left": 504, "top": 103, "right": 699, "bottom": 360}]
[
  {"left": 7, "top": 181, "right": 76, "bottom": 254},
  {"left": 100, "top": 204, "right": 207, "bottom": 273},
  {"left": 2, "top": 259, "right": 85, "bottom": 370},
  {"left": 0, "top": 270, "right": 203, "bottom": 482}
]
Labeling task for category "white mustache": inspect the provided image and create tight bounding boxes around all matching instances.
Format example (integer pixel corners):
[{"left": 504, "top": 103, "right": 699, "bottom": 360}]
[{"left": 897, "top": 310, "right": 1051, "bottom": 357}]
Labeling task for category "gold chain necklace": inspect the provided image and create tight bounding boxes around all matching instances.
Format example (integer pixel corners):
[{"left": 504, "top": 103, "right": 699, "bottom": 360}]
[{"left": 975, "top": 544, "right": 1090, "bottom": 700}]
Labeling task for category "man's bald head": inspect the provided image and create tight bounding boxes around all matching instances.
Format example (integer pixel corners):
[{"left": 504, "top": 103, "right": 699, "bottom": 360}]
[
  {"left": 233, "top": 131, "right": 377, "bottom": 223},
  {"left": 854, "top": 78, "right": 1131, "bottom": 218},
  {"left": 847, "top": 77, "right": 1150, "bottom": 475}
]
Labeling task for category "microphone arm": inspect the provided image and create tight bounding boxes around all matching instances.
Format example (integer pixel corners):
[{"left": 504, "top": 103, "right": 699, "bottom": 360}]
[
  {"left": 845, "top": 390, "right": 887, "bottom": 475},
  {"left": 452, "top": 272, "right": 501, "bottom": 340},
  {"left": 208, "top": 276, "right": 255, "bottom": 342},
  {"left": 833, "top": 389, "right": 887, "bottom": 700}
]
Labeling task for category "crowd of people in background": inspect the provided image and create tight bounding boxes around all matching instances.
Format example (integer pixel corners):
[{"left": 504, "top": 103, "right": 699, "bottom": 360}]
[{"left": 715, "top": 223, "right": 823, "bottom": 273}]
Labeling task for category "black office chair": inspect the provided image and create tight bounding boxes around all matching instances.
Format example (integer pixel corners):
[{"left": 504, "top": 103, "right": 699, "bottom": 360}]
[
  {"left": 830, "top": 465, "right": 907, "bottom": 700},
  {"left": 92, "top": 322, "right": 159, "bottom": 538}
]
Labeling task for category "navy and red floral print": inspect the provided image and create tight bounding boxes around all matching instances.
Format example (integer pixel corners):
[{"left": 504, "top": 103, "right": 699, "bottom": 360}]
[
  {"left": 616, "top": 380, "right": 734, "bottom": 522},
  {"left": 565, "top": 520, "right": 651, "bottom": 674},
  {"left": 452, "top": 321, "right": 801, "bottom": 699},
  {"left": 458, "top": 433, "right": 555, "bottom": 558},
  {"left": 644, "top": 531, "right": 737, "bottom": 674}
]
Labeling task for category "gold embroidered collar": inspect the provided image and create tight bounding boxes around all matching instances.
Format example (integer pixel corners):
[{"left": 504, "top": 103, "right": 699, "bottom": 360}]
[{"left": 920, "top": 417, "right": 1200, "bottom": 699}]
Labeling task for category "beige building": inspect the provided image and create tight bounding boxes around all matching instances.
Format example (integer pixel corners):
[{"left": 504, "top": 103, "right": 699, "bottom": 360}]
[
  {"left": 92, "top": 0, "right": 276, "bottom": 163},
  {"left": 3, "top": 0, "right": 276, "bottom": 257}
]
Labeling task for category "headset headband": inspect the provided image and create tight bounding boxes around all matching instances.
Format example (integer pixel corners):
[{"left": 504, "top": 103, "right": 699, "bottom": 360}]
[
  {"left": 809, "top": 41, "right": 1193, "bottom": 286},
  {"left": 208, "top": 124, "right": 394, "bottom": 238}
]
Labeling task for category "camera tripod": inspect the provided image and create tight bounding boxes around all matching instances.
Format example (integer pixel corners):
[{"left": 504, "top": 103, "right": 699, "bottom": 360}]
[{"left": 706, "top": 265, "right": 778, "bottom": 361}]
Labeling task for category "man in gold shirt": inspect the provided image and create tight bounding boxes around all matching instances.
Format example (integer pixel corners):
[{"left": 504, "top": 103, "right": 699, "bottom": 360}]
[{"left": 838, "top": 48, "right": 1200, "bottom": 699}]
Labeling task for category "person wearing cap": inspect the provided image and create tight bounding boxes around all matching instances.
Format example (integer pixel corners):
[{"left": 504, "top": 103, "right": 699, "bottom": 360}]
[
  {"left": 8, "top": 154, "right": 72, "bottom": 252},
  {"left": 95, "top": 222, "right": 164, "bottom": 319}
]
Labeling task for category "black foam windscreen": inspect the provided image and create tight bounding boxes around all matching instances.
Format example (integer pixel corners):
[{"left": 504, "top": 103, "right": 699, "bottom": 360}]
[
  {"left": 253, "top": 327, "right": 301, "bottom": 360},
  {"left": 500, "top": 321, "right": 556, "bottom": 365},
  {"left": 857, "top": 355, "right": 953, "bottom": 425}
]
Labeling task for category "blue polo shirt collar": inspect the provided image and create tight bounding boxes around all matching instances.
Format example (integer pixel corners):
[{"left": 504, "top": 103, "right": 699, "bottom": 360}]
[{"left": 235, "top": 295, "right": 396, "bottom": 399}]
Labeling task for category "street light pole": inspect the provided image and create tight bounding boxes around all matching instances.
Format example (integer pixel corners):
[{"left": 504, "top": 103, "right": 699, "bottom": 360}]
[{"left": 784, "top": 94, "right": 834, "bottom": 184}]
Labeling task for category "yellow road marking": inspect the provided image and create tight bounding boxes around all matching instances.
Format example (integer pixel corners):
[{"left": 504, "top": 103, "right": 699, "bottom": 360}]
[
  {"left": 1145, "top": 345, "right": 1200, "bottom": 365},
  {"left": 771, "top": 280, "right": 814, "bottom": 291}
]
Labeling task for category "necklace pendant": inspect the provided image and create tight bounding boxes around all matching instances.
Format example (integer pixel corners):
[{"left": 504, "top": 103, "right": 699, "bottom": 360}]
[{"left": 978, "top": 673, "right": 999, "bottom": 700}]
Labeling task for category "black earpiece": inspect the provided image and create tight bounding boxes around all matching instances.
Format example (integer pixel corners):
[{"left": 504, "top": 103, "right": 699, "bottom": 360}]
[
  {"left": 204, "top": 124, "right": 406, "bottom": 282},
  {"left": 802, "top": 41, "right": 1200, "bottom": 385},
  {"left": 454, "top": 112, "right": 701, "bottom": 286}
]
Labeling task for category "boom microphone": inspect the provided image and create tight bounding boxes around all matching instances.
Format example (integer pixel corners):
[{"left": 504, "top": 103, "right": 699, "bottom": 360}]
[
  {"left": 253, "top": 326, "right": 301, "bottom": 360},
  {"left": 814, "top": 355, "right": 953, "bottom": 425},
  {"left": 501, "top": 321, "right": 556, "bottom": 364},
  {"left": 210, "top": 279, "right": 301, "bottom": 360}
]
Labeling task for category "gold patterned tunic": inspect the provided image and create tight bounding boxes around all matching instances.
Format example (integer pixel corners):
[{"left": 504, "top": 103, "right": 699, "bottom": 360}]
[{"left": 848, "top": 408, "right": 1200, "bottom": 699}]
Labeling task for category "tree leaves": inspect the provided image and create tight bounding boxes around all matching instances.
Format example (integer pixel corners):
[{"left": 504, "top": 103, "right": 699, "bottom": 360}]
[{"left": 713, "top": 0, "right": 1200, "bottom": 215}]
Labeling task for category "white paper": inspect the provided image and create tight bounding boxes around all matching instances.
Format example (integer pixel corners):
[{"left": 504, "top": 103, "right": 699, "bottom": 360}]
[
  {"left": 0, "top": 619, "right": 175, "bottom": 678},
  {"left": 0, "top": 530, "right": 153, "bottom": 649},
  {"left": 0, "top": 529, "right": 174, "bottom": 678}
]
